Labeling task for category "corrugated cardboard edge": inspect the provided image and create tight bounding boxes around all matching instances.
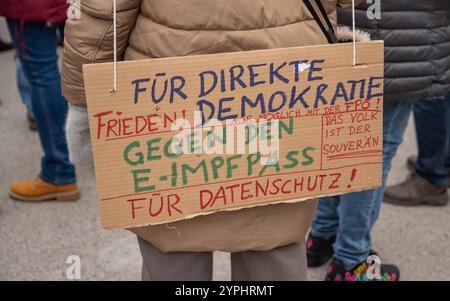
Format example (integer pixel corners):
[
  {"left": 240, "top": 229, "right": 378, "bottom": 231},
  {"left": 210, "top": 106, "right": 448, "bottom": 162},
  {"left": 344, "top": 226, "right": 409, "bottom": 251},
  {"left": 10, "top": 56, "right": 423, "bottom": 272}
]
[{"left": 82, "top": 41, "right": 384, "bottom": 230}]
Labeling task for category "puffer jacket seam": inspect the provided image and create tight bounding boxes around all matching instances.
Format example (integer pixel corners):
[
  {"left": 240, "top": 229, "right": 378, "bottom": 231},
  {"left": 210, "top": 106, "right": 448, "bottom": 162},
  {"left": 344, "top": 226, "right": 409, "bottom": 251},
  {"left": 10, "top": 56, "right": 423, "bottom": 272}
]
[
  {"left": 376, "top": 25, "right": 450, "bottom": 31},
  {"left": 139, "top": 9, "right": 321, "bottom": 32},
  {"left": 91, "top": 22, "right": 113, "bottom": 63},
  {"left": 385, "top": 87, "right": 430, "bottom": 94},
  {"left": 384, "top": 54, "right": 450, "bottom": 63},
  {"left": 384, "top": 40, "right": 450, "bottom": 47},
  {"left": 80, "top": 1, "right": 140, "bottom": 21},
  {"left": 384, "top": 74, "right": 435, "bottom": 79},
  {"left": 126, "top": 17, "right": 331, "bottom": 59},
  {"left": 127, "top": 43, "right": 157, "bottom": 58},
  {"left": 383, "top": 41, "right": 450, "bottom": 47}
]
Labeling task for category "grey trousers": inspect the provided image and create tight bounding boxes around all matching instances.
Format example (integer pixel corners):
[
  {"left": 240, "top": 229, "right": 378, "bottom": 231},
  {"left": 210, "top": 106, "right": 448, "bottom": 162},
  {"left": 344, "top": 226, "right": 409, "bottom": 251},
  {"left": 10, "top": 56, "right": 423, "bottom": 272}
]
[{"left": 137, "top": 237, "right": 307, "bottom": 281}]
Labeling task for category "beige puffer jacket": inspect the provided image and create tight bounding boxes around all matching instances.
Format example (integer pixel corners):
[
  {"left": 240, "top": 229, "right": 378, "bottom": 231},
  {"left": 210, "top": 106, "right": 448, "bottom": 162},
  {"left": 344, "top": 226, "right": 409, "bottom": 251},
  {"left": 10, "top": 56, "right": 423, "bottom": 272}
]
[{"left": 62, "top": 0, "right": 359, "bottom": 253}]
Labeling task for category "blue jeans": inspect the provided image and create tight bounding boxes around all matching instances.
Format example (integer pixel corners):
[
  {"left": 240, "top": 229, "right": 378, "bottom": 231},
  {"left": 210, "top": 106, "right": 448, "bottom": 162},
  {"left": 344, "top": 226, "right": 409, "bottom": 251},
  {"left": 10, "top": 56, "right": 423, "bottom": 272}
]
[
  {"left": 311, "top": 100, "right": 415, "bottom": 268},
  {"left": 16, "top": 57, "right": 34, "bottom": 119},
  {"left": 8, "top": 20, "right": 76, "bottom": 184},
  {"left": 414, "top": 95, "right": 450, "bottom": 186}
]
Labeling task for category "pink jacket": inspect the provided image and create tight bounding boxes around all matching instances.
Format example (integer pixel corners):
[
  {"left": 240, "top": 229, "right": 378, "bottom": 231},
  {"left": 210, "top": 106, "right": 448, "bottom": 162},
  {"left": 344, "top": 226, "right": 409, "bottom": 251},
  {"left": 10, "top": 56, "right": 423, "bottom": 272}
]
[{"left": 0, "top": 0, "right": 68, "bottom": 24}]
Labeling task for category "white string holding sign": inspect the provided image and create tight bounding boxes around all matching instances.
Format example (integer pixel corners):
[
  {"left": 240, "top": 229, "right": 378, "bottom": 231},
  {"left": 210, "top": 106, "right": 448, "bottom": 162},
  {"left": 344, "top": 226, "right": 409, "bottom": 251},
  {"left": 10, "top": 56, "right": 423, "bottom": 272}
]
[
  {"left": 352, "top": 0, "right": 357, "bottom": 66},
  {"left": 111, "top": 0, "right": 117, "bottom": 93}
]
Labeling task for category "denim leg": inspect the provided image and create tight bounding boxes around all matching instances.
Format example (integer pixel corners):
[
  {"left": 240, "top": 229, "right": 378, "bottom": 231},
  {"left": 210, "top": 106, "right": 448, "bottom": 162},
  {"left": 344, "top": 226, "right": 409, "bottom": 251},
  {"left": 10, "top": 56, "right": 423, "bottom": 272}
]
[
  {"left": 369, "top": 101, "right": 416, "bottom": 226},
  {"left": 16, "top": 57, "right": 34, "bottom": 119},
  {"left": 330, "top": 101, "right": 415, "bottom": 268},
  {"left": 7, "top": 20, "right": 76, "bottom": 184},
  {"left": 311, "top": 196, "right": 340, "bottom": 238},
  {"left": 414, "top": 96, "right": 450, "bottom": 186}
]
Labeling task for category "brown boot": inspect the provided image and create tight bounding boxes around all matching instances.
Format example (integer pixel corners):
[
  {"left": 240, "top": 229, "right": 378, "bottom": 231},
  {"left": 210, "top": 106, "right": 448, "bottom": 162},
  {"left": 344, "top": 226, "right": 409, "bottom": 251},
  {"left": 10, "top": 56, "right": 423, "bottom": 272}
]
[
  {"left": 10, "top": 177, "right": 80, "bottom": 202},
  {"left": 384, "top": 173, "right": 448, "bottom": 206}
]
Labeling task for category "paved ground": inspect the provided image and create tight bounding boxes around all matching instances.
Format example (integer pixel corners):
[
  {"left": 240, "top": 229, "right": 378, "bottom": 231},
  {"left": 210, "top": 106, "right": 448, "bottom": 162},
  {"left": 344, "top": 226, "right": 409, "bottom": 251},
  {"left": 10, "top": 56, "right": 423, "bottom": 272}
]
[{"left": 1, "top": 23, "right": 449, "bottom": 281}]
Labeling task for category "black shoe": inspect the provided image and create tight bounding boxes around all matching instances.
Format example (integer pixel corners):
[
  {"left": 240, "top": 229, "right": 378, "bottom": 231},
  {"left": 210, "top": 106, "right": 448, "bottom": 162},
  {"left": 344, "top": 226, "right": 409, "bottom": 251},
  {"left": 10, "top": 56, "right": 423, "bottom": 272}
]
[
  {"left": 306, "top": 233, "right": 336, "bottom": 267},
  {"left": 0, "top": 40, "right": 13, "bottom": 52},
  {"left": 307, "top": 233, "right": 380, "bottom": 268},
  {"left": 325, "top": 257, "right": 400, "bottom": 281}
]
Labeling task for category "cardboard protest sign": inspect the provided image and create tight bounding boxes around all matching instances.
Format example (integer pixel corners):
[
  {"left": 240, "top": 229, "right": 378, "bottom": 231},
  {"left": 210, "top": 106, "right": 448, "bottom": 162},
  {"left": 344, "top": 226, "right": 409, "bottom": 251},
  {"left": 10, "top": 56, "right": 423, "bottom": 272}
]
[{"left": 83, "top": 41, "right": 384, "bottom": 229}]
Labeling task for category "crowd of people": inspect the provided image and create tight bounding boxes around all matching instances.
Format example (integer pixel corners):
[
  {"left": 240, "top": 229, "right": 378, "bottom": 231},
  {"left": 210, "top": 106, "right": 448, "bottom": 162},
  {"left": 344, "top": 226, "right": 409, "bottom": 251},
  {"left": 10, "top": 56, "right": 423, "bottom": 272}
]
[{"left": 0, "top": 0, "right": 449, "bottom": 281}]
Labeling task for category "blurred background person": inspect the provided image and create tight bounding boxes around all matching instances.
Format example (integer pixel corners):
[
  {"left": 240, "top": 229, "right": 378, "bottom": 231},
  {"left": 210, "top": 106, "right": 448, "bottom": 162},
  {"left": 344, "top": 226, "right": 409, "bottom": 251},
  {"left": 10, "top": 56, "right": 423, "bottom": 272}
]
[
  {"left": 0, "top": 0, "right": 79, "bottom": 202},
  {"left": 307, "top": 0, "right": 450, "bottom": 281},
  {"left": 384, "top": 95, "right": 450, "bottom": 206}
]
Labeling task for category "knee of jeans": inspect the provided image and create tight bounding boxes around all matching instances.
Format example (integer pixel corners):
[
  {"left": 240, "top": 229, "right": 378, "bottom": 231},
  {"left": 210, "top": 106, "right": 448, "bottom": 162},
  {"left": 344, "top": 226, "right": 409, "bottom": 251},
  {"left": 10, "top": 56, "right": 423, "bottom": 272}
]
[{"left": 21, "top": 59, "right": 60, "bottom": 82}]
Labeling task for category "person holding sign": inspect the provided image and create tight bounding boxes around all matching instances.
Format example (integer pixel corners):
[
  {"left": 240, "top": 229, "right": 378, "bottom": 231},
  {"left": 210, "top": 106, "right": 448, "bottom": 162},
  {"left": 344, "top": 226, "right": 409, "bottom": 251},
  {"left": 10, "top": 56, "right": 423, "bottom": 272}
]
[{"left": 61, "top": 0, "right": 365, "bottom": 280}]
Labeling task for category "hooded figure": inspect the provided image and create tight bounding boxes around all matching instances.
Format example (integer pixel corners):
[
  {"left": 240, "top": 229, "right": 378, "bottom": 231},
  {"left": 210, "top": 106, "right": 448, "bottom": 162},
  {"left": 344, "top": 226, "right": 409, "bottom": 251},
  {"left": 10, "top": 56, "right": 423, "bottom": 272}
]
[{"left": 62, "top": 0, "right": 364, "bottom": 280}]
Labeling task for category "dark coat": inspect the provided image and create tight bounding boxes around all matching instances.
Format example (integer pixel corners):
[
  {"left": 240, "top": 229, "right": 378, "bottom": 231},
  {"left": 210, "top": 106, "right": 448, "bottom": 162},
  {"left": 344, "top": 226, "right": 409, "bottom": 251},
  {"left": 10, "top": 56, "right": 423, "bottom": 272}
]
[{"left": 339, "top": 0, "right": 450, "bottom": 101}]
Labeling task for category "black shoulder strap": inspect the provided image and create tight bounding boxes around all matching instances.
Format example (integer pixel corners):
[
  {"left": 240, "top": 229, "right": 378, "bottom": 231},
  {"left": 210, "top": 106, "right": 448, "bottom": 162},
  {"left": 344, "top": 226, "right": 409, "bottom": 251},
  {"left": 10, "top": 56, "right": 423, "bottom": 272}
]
[{"left": 303, "top": 0, "right": 337, "bottom": 44}]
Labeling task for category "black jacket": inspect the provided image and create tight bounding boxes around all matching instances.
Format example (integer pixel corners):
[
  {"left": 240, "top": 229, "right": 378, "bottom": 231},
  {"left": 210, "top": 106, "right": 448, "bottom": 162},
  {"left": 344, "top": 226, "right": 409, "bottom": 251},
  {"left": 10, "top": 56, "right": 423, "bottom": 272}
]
[{"left": 339, "top": 0, "right": 450, "bottom": 101}]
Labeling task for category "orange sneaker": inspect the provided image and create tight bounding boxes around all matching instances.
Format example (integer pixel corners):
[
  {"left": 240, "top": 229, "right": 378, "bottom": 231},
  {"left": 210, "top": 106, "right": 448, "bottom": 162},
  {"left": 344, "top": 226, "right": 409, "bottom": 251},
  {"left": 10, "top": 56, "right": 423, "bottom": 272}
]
[{"left": 10, "top": 177, "right": 80, "bottom": 202}]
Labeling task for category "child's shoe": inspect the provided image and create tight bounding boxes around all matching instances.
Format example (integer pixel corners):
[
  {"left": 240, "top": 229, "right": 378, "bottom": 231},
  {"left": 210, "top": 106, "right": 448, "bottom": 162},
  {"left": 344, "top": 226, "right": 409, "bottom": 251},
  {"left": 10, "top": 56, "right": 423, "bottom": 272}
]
[
  {"left": 306, "top": 233, "right": 336, "bottom": 267},
  {"left": 325, "top": 257, "right": 400, "bottom": 281}
]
